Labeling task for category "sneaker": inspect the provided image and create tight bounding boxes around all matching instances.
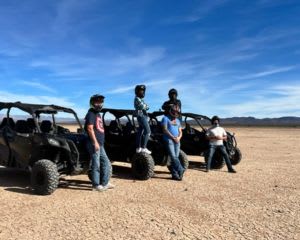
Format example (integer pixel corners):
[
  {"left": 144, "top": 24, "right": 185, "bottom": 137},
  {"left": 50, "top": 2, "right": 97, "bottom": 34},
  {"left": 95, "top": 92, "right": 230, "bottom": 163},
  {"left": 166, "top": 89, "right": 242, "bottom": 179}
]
[
  {"left": 103, "top": 182, "right": 115, "bottom": 190},
  {"left": 228, "top": 169, "right": 237, "bottom": 173},
  {"left": 92, "top": 185, "right": 106, "bottom": 192},
  {"left": 141, "top": 148, "right": 151, "bottom": 154},
  {"left": 136, "top": 148, "right": 142, "bottom": 153}
]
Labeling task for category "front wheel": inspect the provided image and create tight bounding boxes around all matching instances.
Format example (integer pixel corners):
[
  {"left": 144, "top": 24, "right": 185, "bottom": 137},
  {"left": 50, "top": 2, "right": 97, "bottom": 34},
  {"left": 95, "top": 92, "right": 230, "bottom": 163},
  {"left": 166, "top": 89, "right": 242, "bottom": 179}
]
[
  {"left": 204, "top": 150, "right": 225, "bottom": 169},
  {"left": 167, "top": 150, "right": 189, "bottom": 172},
  {"left": 131, "top": 153, "right": 155, "bottom": 180},
  {"left": 31, "top": 159, "right": 59, "bottom": 195}
]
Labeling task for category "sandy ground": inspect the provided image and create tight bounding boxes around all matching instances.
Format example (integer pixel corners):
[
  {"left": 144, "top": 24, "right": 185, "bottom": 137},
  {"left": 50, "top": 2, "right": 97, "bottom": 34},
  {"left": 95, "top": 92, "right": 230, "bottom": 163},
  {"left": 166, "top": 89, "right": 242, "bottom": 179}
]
[{"left": 0, "top": 127, "right": 299, "bottom": 240}]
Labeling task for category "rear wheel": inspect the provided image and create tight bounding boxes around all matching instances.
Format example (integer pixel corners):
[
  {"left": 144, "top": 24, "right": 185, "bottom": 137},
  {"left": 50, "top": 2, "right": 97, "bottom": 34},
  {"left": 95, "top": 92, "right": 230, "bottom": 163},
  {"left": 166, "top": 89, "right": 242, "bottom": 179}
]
[
  {"left": 230, "top": 147, "right": 242, "bottom": 165},
  {"left": 31, "top": 159, "right": 59, "bottom": 195},
  {"left": 204, "top": 150, "right": 225, "bottom": 169},
  {"left": 131, "top": 153, "right": 155, "bottom": 180}
]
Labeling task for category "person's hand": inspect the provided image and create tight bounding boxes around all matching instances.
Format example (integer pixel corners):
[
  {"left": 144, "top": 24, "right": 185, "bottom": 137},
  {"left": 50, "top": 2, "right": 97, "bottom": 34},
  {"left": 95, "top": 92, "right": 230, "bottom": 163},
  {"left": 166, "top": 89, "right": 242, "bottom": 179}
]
[
  {"left": 173, "top": 136, "right": 180, "bottom": 143},
  {"left": 94, "top": 142, "right": 100, "bottom": 152}
]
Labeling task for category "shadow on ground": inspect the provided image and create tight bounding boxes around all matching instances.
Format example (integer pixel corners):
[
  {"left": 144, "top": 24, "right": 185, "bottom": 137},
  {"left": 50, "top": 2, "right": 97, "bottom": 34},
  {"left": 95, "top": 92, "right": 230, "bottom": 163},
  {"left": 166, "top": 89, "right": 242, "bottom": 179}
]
[{"left": 0, "top": 167, "right": 33, "bottom": 195}]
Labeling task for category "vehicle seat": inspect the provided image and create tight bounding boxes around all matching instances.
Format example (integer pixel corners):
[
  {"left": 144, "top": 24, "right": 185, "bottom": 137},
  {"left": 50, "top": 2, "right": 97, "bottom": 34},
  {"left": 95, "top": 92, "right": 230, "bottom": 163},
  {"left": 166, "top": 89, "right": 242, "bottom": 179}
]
[
  {"left": 15, "top": 120, "right": 31, "bottom": 134},
  {"left": 109, "top": 120, "right": 121, "bottom": 135},
  {"left": 26, "top": 118, "right": 36, "bottom": 132},
  {"left": 151, "top": 122, "right": 162, "bottom": 134},
  {"left": 185, "top": 123, "right": 195, "bottom": 134},
  {"left": 40, "top": 120, "right": 53, "bottom": 133},
  {"left": 123, "top": 122, "right": 134, "bottom": 135},
  {"left": 0, "top": 117, "right": 15, "bottom": 129}
]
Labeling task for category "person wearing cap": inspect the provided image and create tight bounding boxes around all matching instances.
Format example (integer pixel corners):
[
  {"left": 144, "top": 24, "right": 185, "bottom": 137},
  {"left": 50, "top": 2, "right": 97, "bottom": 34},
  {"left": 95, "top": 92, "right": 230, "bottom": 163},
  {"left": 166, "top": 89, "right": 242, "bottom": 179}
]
[
  {"left": 162, "top": 88, "right": 182, "bottom": 114},
  {"left": 205, "top": 116, "right": 236, "bottom": 173},
  {"left": 161, "top": 104, "right": 185, "bottom": 180},
  {"left": 85, "top": 94, "right": 115, "bottom": 191},
  {"left": 134, "top": 85, "right": 152, "bottom": 154}
]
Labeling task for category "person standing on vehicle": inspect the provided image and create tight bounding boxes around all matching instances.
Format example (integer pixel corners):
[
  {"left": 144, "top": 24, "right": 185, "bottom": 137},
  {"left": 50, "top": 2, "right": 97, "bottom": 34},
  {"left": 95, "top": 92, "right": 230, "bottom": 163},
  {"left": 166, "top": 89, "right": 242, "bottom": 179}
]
[
  {"left": 85, "top": 94, "right": 115, "bottom": 191},
  {"left": 162, "top": 88, "right": 182, "bottom": 114},
  {"left": 161, "top": 104, "right": 185, "bottom": 180},
  {"left": 205, "top": 116, "right": 236, "bottom": 173},
  {"left": 134, "top": 85, "right": 151, "bottom": 154}
]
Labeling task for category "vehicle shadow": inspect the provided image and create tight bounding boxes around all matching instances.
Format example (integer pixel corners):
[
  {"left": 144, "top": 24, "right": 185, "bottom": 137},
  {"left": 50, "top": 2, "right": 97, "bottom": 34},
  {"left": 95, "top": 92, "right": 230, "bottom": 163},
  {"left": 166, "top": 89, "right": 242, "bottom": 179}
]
[
  {"left": 0, "top": 167, "right": 33, "bottom": 195},
  {"left": 188, "top": 160, "right": 207, "bottom": 172},
  {"left": 112, "top": 164, "right": 171, "bottom": 181},
  {"left": 58, "top": 178, "right": 92, "bottom": 191},
  {"left": 111, "top": 165, "right": 139, "bottom": 181}
]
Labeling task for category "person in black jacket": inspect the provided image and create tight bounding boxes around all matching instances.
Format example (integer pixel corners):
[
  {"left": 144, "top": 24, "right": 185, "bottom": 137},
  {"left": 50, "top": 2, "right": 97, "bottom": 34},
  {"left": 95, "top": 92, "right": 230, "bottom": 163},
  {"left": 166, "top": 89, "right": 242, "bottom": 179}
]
[{"left": 162, "top": 88, "right": 182, "bottom": 114}]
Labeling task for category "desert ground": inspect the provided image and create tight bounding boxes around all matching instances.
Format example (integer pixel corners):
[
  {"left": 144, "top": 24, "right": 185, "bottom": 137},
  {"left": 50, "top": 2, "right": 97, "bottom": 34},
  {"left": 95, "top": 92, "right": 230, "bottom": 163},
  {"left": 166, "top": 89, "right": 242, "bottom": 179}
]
[{"left": 0, "top": 127, "right": 299, "bottom": 240}]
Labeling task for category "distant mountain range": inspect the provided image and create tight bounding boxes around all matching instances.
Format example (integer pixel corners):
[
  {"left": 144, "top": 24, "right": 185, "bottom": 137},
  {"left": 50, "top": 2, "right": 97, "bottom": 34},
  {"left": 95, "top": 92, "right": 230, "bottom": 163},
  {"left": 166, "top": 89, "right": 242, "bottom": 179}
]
[
  {"left": 218, "top": 117, "right": 300, "bottom": 127},
  {"left": 1, "top": 114, "right": 300, "bottom": 127}
]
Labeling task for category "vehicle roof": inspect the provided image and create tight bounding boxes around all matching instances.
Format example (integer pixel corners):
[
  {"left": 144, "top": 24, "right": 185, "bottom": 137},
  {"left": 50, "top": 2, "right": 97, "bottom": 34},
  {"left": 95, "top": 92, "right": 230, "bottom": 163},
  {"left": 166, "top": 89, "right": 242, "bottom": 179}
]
[
  {"left": 101, "top": 108, "right": 136, "bottom": 119},
  {"left": 149, "top": 111, "right": 211, "bottom": 121},
  {"left": 0, "top": 102, "right": 76, "bottom": 115}
]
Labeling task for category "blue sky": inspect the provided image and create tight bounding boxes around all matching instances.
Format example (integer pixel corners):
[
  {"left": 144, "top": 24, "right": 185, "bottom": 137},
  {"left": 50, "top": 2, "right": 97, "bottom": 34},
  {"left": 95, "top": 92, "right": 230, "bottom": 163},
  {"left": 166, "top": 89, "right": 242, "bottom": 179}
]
[{"left": 0, "top": 0, "right": 299, "bottom": 118}]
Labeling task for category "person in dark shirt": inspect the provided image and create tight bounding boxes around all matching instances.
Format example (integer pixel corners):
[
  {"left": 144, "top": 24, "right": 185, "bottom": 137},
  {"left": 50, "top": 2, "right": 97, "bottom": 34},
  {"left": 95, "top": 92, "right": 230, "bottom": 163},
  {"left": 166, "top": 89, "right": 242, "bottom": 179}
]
[
  {"left": 162, "top": 88, "right": 182, "bottom": 114},
  {"left": 85, "top": 94, "right": 115, "bottom": 191}
]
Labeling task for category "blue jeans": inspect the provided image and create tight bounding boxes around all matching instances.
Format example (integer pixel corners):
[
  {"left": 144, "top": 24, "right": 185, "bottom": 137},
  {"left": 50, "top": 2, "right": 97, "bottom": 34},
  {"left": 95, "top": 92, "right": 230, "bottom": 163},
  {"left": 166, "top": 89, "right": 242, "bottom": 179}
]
[
  {"left": 87, "top": 143, "right": 111, "bottom": 187},
  {"left": 136, "top": 115, "right": 151, "bottom": 148},
  {"left": 206, "top": 145, "right": 234, "bottom": 171},
  {"left": 165, "top": 139, "right": 184, "bottom": 179}
]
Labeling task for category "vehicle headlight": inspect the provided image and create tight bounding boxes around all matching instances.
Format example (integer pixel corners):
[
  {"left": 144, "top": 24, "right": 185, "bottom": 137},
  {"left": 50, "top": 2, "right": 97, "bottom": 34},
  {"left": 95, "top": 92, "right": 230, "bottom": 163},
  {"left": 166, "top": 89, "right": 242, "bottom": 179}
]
[{"left": 48, "top": 138, "right": 60, "bottom": 147}]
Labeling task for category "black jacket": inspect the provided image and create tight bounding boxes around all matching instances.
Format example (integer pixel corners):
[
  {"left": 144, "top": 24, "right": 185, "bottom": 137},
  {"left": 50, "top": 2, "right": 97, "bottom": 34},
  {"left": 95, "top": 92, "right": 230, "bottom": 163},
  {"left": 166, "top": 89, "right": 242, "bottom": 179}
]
[{"left": 161, "top": 99, "right": 182, "bottom": 112}]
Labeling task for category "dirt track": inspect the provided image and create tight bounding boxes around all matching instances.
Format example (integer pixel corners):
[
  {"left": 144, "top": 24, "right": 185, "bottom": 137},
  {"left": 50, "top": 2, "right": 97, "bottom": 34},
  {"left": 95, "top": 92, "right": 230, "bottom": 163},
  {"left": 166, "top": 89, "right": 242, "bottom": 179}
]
[{"left": 0, "top": 127, "right": 299, "bottom": 240}]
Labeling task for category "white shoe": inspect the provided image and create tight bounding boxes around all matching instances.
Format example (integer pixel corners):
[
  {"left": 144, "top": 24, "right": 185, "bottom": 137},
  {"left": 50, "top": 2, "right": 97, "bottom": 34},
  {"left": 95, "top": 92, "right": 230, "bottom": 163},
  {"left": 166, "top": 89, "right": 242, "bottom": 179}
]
[
  {"left": 92, "top": 185, "right": 106, "bottom": 192},
  {"left": 136, "top": 148, "right": 142, "bottom": 153},
  {"left": 103, "top": 182, "right": 115, "bottom": 190},
  {"left": 142, "top": 148, "right": 151, "bottom": 154}
]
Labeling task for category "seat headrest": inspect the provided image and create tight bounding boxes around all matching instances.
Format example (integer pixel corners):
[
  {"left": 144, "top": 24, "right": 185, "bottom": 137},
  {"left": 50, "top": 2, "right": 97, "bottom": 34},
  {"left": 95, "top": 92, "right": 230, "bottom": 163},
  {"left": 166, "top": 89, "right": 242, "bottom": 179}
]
[
  {"left": 15, "top": 120, "right": 31, "bottom": 134},
  {"left": 40, "top": 120, "right": 53, "bottom": 133}
]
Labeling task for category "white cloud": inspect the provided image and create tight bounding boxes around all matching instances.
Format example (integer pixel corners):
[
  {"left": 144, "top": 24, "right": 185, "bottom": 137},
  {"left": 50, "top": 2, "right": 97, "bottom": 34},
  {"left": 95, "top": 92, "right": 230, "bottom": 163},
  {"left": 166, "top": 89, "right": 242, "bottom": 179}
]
[
  {"left": 0, "top": 91, "right": 74, "bottom": 107},
  {"left": 18, "top": 81, "right": 56, "bottom": 93},
  {"left": 163, "top": 0, "right": 229, "bottom": 24},
  {"left": 238, "top": 66, "right": 297, "bottom": 79},
  {"left": 106, "top": 79, "right": 175, "bottom": 94},
  {"left": 221, "top": 84, "right": 300, "bottom": 117}
]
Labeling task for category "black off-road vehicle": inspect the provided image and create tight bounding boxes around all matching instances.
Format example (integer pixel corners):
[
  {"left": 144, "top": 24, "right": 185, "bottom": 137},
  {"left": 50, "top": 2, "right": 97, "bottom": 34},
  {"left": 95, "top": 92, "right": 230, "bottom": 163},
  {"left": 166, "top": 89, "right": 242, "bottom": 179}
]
[
  {"left": 181, "top": 113, "right": 242, "bottom": 168},
  {"left": 0, "top": 102, "right": 90, "bottom": 195},
  {"left": 148, "top": 111, "right": 242, "bottom": 169},
  {"left": 100, "top": 108, "right": 189, "bottom": 180}
]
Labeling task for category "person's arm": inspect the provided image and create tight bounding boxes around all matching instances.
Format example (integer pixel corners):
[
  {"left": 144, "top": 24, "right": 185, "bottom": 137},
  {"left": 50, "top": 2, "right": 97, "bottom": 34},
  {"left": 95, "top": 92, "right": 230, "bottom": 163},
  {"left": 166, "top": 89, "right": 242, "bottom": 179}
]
[
  {"left": 135, "top": 97, "right": 148, "bottom": 110},
  {"left": 85, "top": 113, "right": 100, "bottom": 151},
  {"left": 161, "top": 117, "right": 177, "bottom": 141},
  {"left": 161, "top": 101, "right": 167, "bottom": 111},
  {"left": 87, "top": 124, "right": 100, "bottom": 151},
  {"left": 174, "top": 127, "right": 182, "bottom": 143},
  {"left": 215, "top": 129, "right": 227, "bottom": 140},
  {"left": 206, "top": 130, "right": 218, "bottom": 140},
  {"left": 162, "top": 125, "right": 176, "bottom": 141}
]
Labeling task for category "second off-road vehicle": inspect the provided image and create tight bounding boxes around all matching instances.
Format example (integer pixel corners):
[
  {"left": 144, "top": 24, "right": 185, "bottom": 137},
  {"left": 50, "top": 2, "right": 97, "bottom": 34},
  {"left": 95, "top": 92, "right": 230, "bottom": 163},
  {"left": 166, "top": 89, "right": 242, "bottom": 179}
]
[{"left": 100, "top": 108, "right": 189, "bottom": 180}]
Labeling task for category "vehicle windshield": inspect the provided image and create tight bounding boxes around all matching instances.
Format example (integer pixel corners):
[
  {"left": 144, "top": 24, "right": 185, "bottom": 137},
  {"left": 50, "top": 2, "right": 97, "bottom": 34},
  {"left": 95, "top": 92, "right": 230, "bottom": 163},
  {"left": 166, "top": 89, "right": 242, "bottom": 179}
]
[
  {"left": 183, "top": 116, "right": 211, "bottom": 131},
  {"left": 38, "top": 111, "right": 82, "bottom": 133}
]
